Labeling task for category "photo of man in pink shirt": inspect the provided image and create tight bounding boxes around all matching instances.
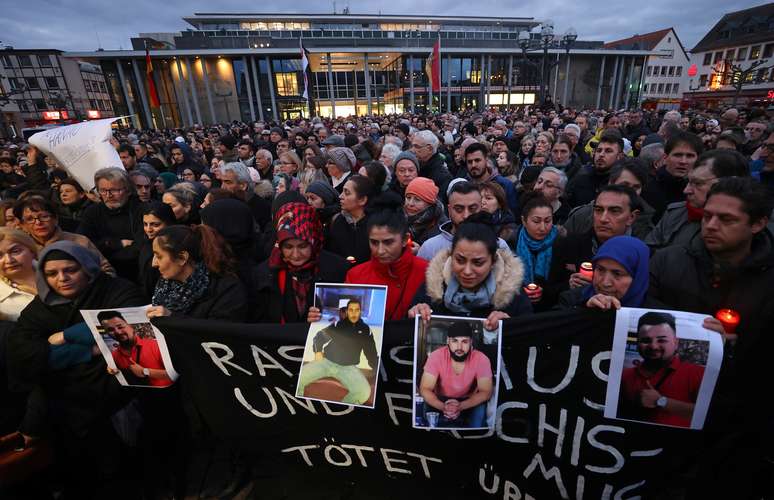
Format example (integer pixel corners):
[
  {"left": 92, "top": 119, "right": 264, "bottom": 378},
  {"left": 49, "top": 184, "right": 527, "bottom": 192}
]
[{"left": 417, "top": 320, "right": 496, "bottom": 429}]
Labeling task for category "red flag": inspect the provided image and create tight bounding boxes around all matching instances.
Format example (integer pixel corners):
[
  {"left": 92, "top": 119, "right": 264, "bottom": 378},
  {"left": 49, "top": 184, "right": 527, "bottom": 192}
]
[
  {"left": 425, "top": 38, "right": 441, "bottom": 93},
  {"left": 145, "top": 45, "right": 161, "bottom": 108}
]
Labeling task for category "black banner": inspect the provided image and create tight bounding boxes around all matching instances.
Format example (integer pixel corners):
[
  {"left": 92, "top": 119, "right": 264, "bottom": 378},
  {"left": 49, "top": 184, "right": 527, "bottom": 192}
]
[{"left": 157, "top": 310, "right": 695, "bottom": 499}]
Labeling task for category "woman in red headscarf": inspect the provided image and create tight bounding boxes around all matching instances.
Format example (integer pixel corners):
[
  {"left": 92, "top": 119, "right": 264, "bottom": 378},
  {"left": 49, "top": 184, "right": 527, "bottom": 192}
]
[{"left": 254, "top": 202, "right": 350, "bottom": 323}]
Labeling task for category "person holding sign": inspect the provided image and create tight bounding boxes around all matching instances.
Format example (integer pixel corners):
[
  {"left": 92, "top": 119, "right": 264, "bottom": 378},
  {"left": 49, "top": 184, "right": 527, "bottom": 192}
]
[
  {"left": 618, "top": 312, "right": 704, "bottom": 428},
  {"left": 297, "top": 298, "right": 378, "bottom": 405},
  {"left": 418, "top": 321, "right": 493, "bottom": 428}
]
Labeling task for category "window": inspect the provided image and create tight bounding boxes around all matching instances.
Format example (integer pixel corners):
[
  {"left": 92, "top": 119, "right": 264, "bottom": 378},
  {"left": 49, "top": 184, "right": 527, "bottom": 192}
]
[
  {"left": 750, "top": 45, "right": 761, "bottom": 59},
  {"left": 34, "top": 99, "right": 47, "bottom": 110},
  {"left": 37, "top": 55, "right": 52, "bottom": 67},
  {"left": 713, "top": 51, "right": 723, "bottom": 63},
  {"left": 660, "top": 66, "right": 667, "bottom": 76},
  {"left": 668, "top": 66, "right": 675, "bottom": 76},
  {"left": 84, "top": 80, "right": 91, "bottom": 91},
  {"left": 8, "top": 78, "right": 19, "bottom": 90},
  {"left": 703, "top": 53, "right": 712, "bottom": 65},
  {"left": 657, "top": 83, "right": 664, "bottom": 93},
  {"left": 757, "top": 68, "right": 767, "bottom": 82},
  {"left": 1, "top": 55, "right": 11, "bottom": 68},
  {"left": 651, "top": 65, "right": 658, "bottom": 76},
  {"left": 765, "top": 44, "right": 774, "bottom": 59},
  {"left": 676, "top": 66, "right": 682, "bottom": 76},
  {"left": 642, "top": 83, "right": 648, "bottom": 93},
  {"left": 99, "top": 82, "right": 107, "bottom": 92},
  {"left": 45, "top": 77, "right": 58, "bottom": 89},
  {"left": 725, "top": 49, "right": 735, "bottom": 60},
  {"left": 672, "top": 83, "right": 679, "bottom": 94},
  {"left": 274, "top": 72, "right": 298, "bottom": 96},
  {"left": 737, "top": 47, "right": 748, "bottom": 60},
  {"left": 25, "top": 77, "right": 39, "bottom": 89},
  {"left": 646, "top": 66, "right": 652, "bottom": 76},
  {"left": 19, "top": 100, "right": 29, "bottom": 111},
  {"left": 18, "top": 55, "right": 32, "bottom": 67},
  {"left": 89, "top": 99, "right": 97, "bottom": 109}
]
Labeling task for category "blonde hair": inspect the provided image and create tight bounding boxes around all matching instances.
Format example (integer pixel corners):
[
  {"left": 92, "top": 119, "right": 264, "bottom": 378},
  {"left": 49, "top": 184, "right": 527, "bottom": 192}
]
[
  {"left": 279, "top": 151, "right": 303, "bottom": 174},
  {"left": 0, "top": 227, "right": 39, "bottom": 257}
]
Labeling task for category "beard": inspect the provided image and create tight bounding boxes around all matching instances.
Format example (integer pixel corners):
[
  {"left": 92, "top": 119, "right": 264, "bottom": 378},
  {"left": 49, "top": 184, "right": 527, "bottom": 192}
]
[{"left": 449, "top": 346, "right": 470, "bottom": 362}]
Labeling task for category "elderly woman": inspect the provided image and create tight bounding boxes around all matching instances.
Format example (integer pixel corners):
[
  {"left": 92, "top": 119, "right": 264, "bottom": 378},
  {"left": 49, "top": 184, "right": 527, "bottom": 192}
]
[
  {"left": 325, "top": 146, "right": 357, "bottom": 194},
  {"left": 379, "top": 143, "right": 402, "bottom": 171},
  {"left": 278, "top": 150, "right": 303, "bottom": 178},
  {"left": 558, "top": 236, "right": 652, "bottom": 309},
  {"left": 255, "top": 202, "right": 349, "bottom": 323},
  {"left": 0, "top": 228, "right": 38, "bottom": 321},
  {"left": 389, "top": 151, "right": 420, "bottom": 197},
  {"left": 6, "top": 242, "right": 145, "bottom": 495},
  {"left": 409, "top": 214, "right": 531, "bottom": 329},
  {"left": 162, "top": 182, "right": 200, "bottom": 225}
]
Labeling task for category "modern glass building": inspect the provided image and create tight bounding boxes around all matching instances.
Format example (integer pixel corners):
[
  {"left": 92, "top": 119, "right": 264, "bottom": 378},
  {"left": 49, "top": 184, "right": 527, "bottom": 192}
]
[{"left": 65, "top": 12, "right": 656, "bottom": 128}]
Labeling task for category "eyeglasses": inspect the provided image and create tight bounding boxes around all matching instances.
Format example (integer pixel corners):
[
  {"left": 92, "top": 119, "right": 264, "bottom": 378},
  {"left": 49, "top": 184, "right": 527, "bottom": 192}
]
[
  {"left": 686, "top": 176, "right": 717, "bottom": 188},
  {"left": 22, "top": 213, "right": 52, "bottom": 224},
  {"left": 98, "top": 188, "right": 125, "bottom": 196}
]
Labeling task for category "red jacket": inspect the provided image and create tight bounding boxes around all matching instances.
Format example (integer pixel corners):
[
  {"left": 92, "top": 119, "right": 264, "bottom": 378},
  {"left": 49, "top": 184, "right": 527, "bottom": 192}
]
[{"left": 346, "top": 248, "right": 428, "bottom": 321}]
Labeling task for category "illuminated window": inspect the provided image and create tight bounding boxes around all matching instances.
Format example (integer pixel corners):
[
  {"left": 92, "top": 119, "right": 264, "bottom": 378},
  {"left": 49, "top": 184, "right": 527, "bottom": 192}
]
[
  {"left": 750, "top": 45, "right": 761, "bottom": 59},
  {"left": 468, "top": 70, "right": 481, "bottom": 84},
  {"left": 275, "top": 72, "right": 298, "bottom": 96}
]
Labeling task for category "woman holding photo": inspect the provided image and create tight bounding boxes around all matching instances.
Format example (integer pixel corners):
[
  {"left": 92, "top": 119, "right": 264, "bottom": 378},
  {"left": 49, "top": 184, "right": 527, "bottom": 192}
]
[{"left": 408, "top": 213, "right": 532, "bottom": 331}]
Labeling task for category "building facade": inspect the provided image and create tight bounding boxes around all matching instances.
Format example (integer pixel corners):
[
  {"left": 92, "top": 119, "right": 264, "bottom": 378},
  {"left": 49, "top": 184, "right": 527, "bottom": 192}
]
[
  {"left": 605, "top": 28, "right": 691, "bottom": 111},
  {"left": 683, "top": 3, "right": 774, "bottom": 109},
  {"left": 65, "top": 12, "right": 656, "bottom": 128},
  {"left": 0, "top": 48, "right": 114, "bottom": 137}
]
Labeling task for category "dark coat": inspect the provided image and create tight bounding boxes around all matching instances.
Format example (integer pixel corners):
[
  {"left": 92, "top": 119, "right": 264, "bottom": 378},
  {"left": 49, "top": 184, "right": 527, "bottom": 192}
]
[
  {"left": 253, "top": 250, "right": 350, "bottom": 323},
  {"left": 640, "top": 167, "right": 687, "bottom": 222},
  {"left": 137, "top": 239, "right": 159, "bottom": 301},
  {"left": 543, "top": 230, "right": 597, "bottom": 307},
  {"left": 564, "top": 165, "right": 611, "bottom": 208},
  {"left": 77, "top": 195, "right": 145, "bottom": 281},
  {"left": 5, "top": 274, "right": 146, "bottom": 436},
  {"left": 419, "top": 152, "right": 453, "bottom": 200},
  {"left": 172, "top": 273, "right": 248, "bottom": 322},
  {"left": 324, "top": 212, "right": 371, "bottom": 266}
]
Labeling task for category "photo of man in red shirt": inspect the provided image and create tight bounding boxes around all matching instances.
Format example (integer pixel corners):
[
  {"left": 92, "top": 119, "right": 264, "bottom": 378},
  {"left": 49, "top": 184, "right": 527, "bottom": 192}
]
[
  {"left": 619, "top": 312, "right": 705, "bottom": 428},
  {"left": 98, "top": 310, "right": 172, "bottom": 388}
]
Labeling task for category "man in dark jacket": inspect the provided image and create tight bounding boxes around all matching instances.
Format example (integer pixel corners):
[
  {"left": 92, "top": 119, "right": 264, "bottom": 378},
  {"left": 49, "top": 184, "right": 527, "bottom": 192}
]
[
  {"left": 410, "top": 130, "right": 452, "bottom": 198},
  {"left": 564, "top": 132, "right": 625, "bottom": 208},
  {"left": 77, "top": 168, "right": 145, "bottom": 281},
  {"left": 297, "top": 299, "right": 378, "bottom": 405},
  {"left": 624, "top": 109, "right": 651, "bottom": 144},
  {"left": 464, "top": 142, "right": 519, "bottom": 214},
  {"left": 647, "top": 177, "right": 774, "bottom": 500}
]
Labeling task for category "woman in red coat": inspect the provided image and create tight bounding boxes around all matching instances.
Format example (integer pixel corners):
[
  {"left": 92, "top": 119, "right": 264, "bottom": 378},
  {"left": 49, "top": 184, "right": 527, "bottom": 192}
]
[{"left": 344, "top": 196, "right": 428, "bottom": 321}]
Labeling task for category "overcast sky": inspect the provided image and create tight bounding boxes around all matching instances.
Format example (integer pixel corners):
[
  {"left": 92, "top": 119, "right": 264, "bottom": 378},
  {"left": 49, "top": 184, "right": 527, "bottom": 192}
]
[{"left": 0, "top": 0, "right": 762, "bottom": 52}]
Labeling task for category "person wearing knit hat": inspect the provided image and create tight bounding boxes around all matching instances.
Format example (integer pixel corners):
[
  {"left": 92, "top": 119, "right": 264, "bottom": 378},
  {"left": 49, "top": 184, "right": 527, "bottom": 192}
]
[
  {"left": 304, "top": 180, "right": 341, "bottom": 227},
  {"left": 393, "top": 150, "right": 419, "bottom": 171},
  {"left": 404, "top": 177, "right": 448, "bottom": 246},
  {"left": 325, "top": 147, "right": 356, "bottom": 193},
  {"left": 391, "top": 150, "right": 421, "bottom": 197}
]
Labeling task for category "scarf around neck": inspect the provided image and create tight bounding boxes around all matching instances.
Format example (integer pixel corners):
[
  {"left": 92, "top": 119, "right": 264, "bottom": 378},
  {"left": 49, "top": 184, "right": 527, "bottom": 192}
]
[
  {"left": 443, "top": 272, "right": 497, "bottom": 314},
  {"left": 516, "top": 226, "right": 558, "bottom": 285},
  {"left": 152, "top": 261, "right": 209, "bottom": 313}
]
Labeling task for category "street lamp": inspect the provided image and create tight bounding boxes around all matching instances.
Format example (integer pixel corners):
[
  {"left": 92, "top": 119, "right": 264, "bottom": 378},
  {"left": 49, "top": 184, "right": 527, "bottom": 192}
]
[
  {"left": 539, "top": 22, "right": 555, "bottom": 106},
  {"left": 518, "top": 30, "right": 536, "bottom": 95}
]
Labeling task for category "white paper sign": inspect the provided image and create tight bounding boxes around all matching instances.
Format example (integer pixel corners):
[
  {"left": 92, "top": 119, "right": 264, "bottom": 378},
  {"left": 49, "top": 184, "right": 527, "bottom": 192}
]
[{"left": 29, "top": 117, "right": 124, "bottom": 192}]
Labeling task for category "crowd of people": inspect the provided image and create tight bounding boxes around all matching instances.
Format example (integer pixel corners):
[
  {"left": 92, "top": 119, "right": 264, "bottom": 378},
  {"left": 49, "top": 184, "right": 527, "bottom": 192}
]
[{"left": 0, "top": 103, "right": 772, "bottom": 498}]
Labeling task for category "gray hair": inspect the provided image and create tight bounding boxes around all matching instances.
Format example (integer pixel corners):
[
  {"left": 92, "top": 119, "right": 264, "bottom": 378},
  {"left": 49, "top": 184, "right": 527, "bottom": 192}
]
[
  {"left": 540, "top": 166, "right": 568, "bottom": 190},
  {"left": 639, "top": 143, "right": 665, "bottom": 169},
  {"left": 94, "top": 167, "right": 131, "bottom": 192},
  {"left": 563, "top": 124, "right": 581, "bottom": 138},
  {"left": 380, "top": 143, "right": 402, "bottom": 167},
  {"left": 163, "top": 182, "right": 197, "bottom": 207},
  {"left": 663, "top": 110, "right": 682, "bottom": 124},
  {"left": 221, "top": 162, "right": 255, "bottom": 191},
  {"left": 414, "top": 129, "right": 439, "bottom": 154},
  {"left": 256, "top": 149, "right": 273, "bottom": 162}
]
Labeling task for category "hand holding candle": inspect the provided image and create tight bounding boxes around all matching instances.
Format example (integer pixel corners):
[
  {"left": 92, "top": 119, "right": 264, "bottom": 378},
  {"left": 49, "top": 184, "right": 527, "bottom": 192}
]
[
  {"left": 523, "top": 283, "right": 542, "bottom": 302},
  {"left": 715, "top": 309, "right": 740, "bottom": 334},
  {"left": 579, "top": 262, "right": 594, "bottom": 280}
]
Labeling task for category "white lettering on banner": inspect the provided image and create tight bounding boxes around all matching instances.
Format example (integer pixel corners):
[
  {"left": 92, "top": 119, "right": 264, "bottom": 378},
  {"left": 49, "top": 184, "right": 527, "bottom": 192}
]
[
  {"left": 479, "top": 464, "right": 500, "bottom": 493},
  {"left": 320, "top": 401, "right": 356, "bottom": 416},
  {"left": 251, "top": 345, "right": 293, "bottom": 377},
  {"left": 538, "top": 404, "right": 567, "bottom": 459},
  {"left": 583, "top": 350, "right": 612, "bottom": 411},
  {"left": 527, "top": 345, "right": 580, "bottom": 394},
  {"left": 496, "top": 401, "right": 530, "bottom": 444},
  {"left": 281, "top": 442, "right": 442, "bottom": 478},
  {"left": 202, "top": 342, "right": 253, "bottom": 376},
  {"left": 274, "top": 386, "right": 318, "bottom": 415},
  {"left": 235, "top": 387, "right": 277, "bottom": 418},
  {"left": 385, "top": 392, "right": 412, "bottom": 426},
  {"left": 388, "top": 346, "right": 414, "bottom": 384},
  {"left": 585, "top": 425, "right": 626, "bottom": 474},
  {"left": 277, "top": 345, "right": 305, "bottom": 363},
  {"left": 523, "top": 452, "right": 570, "bottom": 499}
]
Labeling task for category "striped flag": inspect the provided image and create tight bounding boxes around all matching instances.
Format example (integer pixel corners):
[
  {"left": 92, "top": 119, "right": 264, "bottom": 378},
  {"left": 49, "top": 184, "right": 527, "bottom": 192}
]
[
  {"left": 425, "top": 37, "right": 441, "bottom": 92},
  {"left": 300, "top": 38, "right": 309, "bottom": 100},
  {"left": 144, "top": 42, "right": 161, "bottom": 108}
]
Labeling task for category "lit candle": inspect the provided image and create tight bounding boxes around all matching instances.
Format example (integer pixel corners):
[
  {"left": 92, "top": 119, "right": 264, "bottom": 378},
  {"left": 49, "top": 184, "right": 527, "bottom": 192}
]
[
  {"left": 579, "top": 262, "right": 594, "bottom": 280},
  {"left": 715, "top": 309, "right": 741, "bottom": 334},
  {"left": 406, "top": 234, "right": 413, "bottom": 248},
  {"left": 523, "top": 283, "right": 542, "bottom": 301}
]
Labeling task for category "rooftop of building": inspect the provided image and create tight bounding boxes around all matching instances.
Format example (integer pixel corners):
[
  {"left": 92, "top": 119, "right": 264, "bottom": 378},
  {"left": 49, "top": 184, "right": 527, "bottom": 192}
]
[
  {"left": 691, "top": 2, "right": 774, "bottom": 53},
  {"left": 604, "top": 27, "right": 688, "bottom": 60},
  {"left": 184, "top": 12, "right": 537, "bottom": 27}
]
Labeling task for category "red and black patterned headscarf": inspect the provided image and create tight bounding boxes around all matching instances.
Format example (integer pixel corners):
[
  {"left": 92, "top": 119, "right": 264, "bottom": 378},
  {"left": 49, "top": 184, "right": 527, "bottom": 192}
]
[{"left": 268, "top": 202, "right": 324, "bottom": 321}]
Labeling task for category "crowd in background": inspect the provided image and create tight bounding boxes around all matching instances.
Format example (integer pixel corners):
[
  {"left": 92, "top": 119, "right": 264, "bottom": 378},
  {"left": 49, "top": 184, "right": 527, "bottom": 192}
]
[{"left": 0, "top": 102, "right": 773, "bottom": 498}]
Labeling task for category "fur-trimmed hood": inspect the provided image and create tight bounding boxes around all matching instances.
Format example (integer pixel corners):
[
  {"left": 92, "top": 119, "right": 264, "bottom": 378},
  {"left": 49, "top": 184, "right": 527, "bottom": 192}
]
[{"left": 425, "top": 248, "right": 525, "bottom": 310}]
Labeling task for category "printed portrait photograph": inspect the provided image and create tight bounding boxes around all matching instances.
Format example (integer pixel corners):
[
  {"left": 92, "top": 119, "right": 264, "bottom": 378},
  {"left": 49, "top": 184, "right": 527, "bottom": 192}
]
[
  {"left": 295, "top": 283, "right": 387, "bottom": 408},
  {"left": 605, "top": 308, "right": 723, "bottom": 430},
  {"left": 81, "top": 306, "right": 178, "bottom": 388},
  {"left": 412, "top": 315, "right": 502, "bottom": 431}
]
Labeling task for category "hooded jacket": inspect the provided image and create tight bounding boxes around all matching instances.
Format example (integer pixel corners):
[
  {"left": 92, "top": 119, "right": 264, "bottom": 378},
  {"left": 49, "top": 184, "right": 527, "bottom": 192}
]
[
  {"left": 170, "top": 142, "right": 203, "bottom": 176},
  {"left": 417, "top": 221, "right": 512, "bottom": 262},
  {"left": 411, "top": 248, "right": 532, "bottom": 318},
  {"left": 6, "top": 242, "right": 146, "bottom": 436}
]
